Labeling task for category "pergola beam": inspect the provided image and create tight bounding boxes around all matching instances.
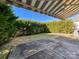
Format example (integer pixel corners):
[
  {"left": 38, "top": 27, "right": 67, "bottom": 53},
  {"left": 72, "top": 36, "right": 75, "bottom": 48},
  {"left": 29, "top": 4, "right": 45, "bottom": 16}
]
[
  {"left": 22, "top": 0, "right": 27, "bottom": 3},
  {"left": 37, "top": 0, "right": 45, "bottom": 9},
  {"left": 43, "top": 1, "right": 52, "bottom": 11},
  {"left": 50, "top": 0, "right": 66, "bottom": 14},
  {"left": 47, "top": 1, "right": 59, "bottom": 12},
  {"left": 1, "top": 0, "right": 79, "bottom": 19},
  {"left": 31, "top": 0, "right": 37, "bottom": 7}
]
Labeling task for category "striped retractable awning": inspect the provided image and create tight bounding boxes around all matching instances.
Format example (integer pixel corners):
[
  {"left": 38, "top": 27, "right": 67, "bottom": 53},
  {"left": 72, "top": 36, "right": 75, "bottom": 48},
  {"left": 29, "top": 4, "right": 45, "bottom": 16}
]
[{"left": 1, "top": 0, "right": 79, "bottom": 19}]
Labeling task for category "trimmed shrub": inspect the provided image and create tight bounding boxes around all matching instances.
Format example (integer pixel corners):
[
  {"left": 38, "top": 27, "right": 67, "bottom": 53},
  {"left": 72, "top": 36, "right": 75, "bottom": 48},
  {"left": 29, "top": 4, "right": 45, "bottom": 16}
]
[
  {"left": 46, "top": 20, "right": 74, "bottom": 33},
  {"left": 15, "top": 20, "right": 74, "bottom": 36},
  {"left": 15, "top": 20, "right": 49, "bottom": 36}
]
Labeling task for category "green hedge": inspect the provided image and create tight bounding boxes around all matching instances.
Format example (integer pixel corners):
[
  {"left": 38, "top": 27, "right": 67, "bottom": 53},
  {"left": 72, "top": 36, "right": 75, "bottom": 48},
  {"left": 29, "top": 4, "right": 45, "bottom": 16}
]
[
  {"left": 15, "top": 20, "right": 74, "bottom": 36},
  {"left": 15, "top": 20, "right": 49, "bottom": 36},
  {"left": 46, "top": 20, "right": 74, "bottom": 33},
  {"left": 0, "top": 3, "right": 17, "bottom": 46}
]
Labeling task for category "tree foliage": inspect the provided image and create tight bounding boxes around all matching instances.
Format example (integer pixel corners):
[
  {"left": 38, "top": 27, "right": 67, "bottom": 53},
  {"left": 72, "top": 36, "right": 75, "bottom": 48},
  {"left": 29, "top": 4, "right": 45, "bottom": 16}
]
[{"left": 0, "top": 3, "right": 17, "bottom": 45}]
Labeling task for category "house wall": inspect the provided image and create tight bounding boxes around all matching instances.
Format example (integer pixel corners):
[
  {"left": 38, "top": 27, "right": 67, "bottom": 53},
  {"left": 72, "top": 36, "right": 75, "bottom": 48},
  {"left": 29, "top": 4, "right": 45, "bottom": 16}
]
[{"left": 74, "top": 21, "right": 79, "bottom": 35}]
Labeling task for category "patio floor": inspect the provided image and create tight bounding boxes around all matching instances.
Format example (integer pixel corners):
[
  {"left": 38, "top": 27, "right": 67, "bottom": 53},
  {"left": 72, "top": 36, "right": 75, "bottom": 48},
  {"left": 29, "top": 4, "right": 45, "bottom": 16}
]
[{"left": 0, "top": 33, "right": 79, "bottom": 59}]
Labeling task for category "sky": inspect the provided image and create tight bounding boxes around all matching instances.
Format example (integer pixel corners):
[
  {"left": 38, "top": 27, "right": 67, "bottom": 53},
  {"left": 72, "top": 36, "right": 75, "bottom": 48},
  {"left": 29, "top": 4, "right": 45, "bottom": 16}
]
[{"left": 12, "top": 6, "right": 79, "bottom": 22}]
